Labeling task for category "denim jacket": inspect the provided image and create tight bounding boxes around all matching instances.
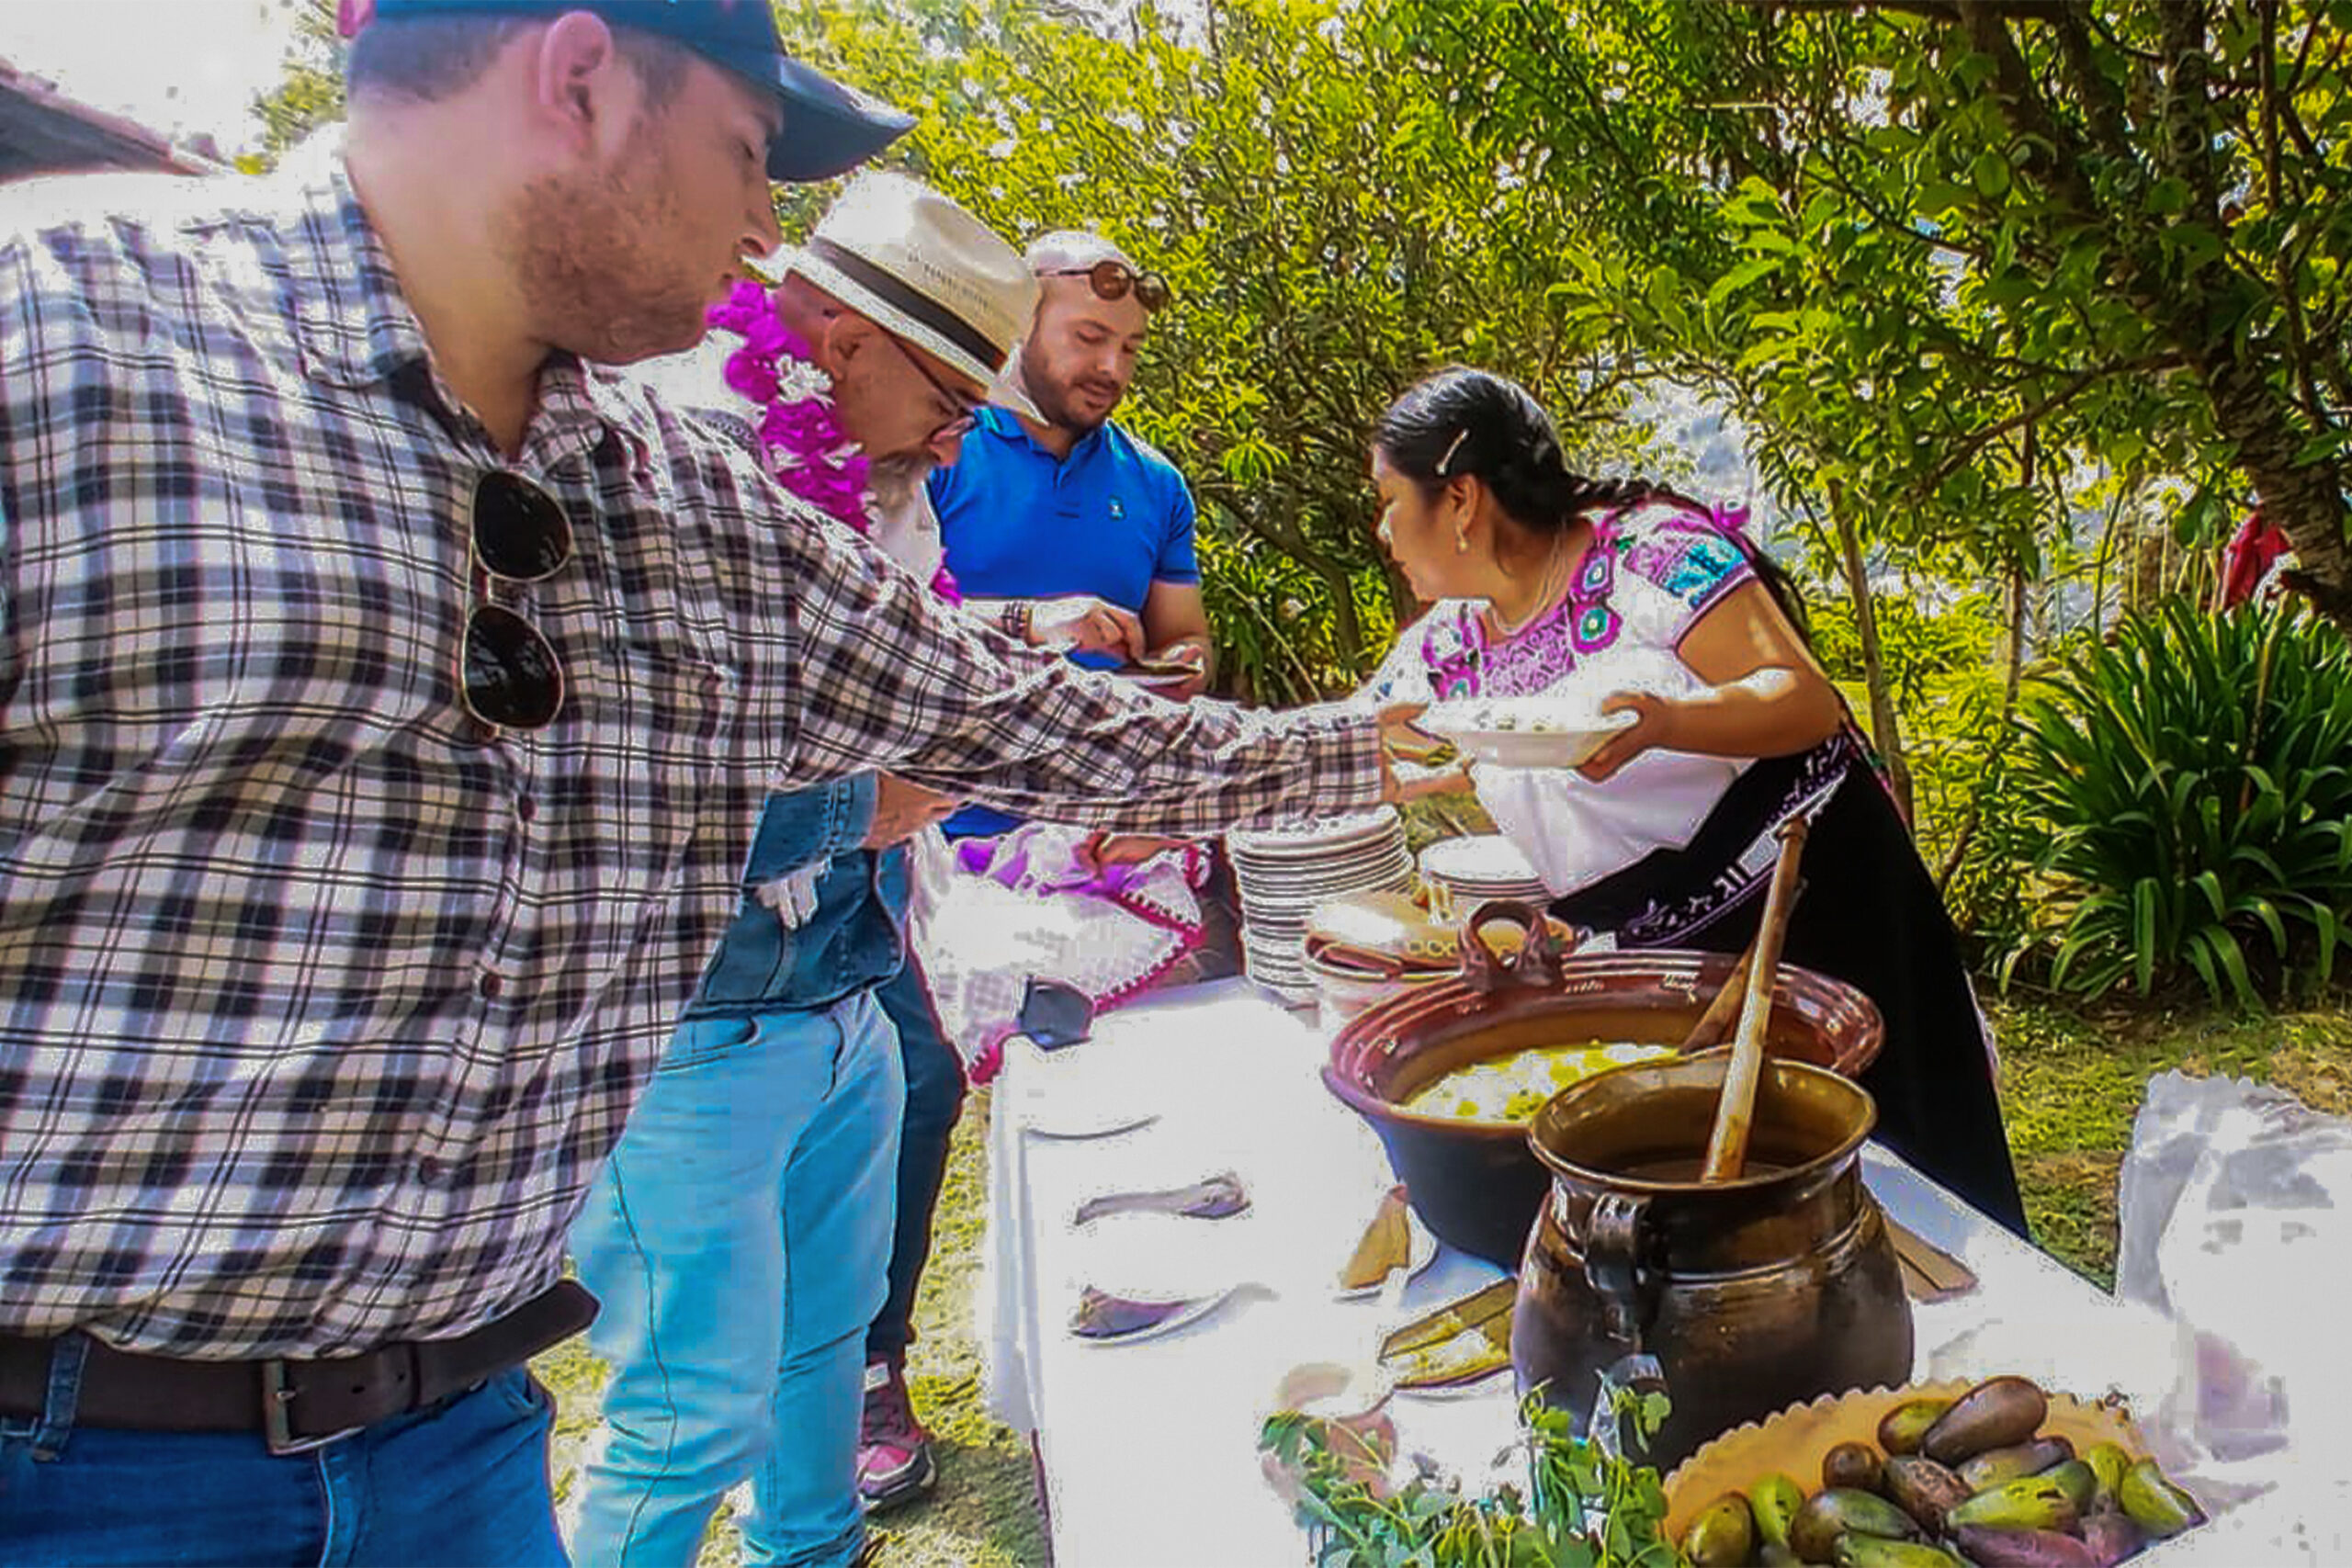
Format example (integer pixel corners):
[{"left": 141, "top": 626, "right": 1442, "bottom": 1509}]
[{"left": 684, "top": 774, "right": 912, "bottom": 1018}]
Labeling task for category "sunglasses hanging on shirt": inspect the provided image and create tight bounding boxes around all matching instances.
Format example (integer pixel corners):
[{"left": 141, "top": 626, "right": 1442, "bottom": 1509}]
[
  {"left": 1047, "top": 259, "right": 1171, "bottom": 313},
  {"left": 459, "top": 470, "right": 574, "bottom": 733}
]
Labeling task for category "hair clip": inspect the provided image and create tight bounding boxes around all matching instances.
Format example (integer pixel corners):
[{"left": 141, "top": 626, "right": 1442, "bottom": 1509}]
[{"left": 1435, "top": 429, "right": 1469, "bottom": 477}]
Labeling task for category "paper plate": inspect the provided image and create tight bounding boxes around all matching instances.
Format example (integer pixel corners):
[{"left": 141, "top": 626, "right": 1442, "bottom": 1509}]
[
  {"left": 1065, "top": 1202, "right": 1275, "bottom": 1302},
  {"left": 1659, "top": 1378, "right": 2154, "bottom": 1543},
  {"left": 1001, "top": 1037, "right": 1160, "bottom": 1140},
  {"left": 1068, "top": 1282, "right": 1250, "bottom": 1347},
  {"left": 1423, "top": 701, "right": 1636, "bottom": 770},
  {"left": 1112, "top": 665, "right": 1194, "bottom": 692}
]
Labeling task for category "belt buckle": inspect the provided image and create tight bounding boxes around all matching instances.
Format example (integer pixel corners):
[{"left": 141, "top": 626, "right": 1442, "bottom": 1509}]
[{"left": 260, "top": 1359, "right": 365, "bottom": 1456}]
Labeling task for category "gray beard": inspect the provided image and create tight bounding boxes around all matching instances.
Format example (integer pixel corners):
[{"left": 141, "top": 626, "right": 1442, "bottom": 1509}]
[{"left": 865, "top": 453, "right": 930, "bottom": 511}]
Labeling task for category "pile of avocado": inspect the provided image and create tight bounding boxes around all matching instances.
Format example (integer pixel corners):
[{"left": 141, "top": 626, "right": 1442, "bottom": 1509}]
[{"left": 1681, "top": 1375, "right": 2206, "bottom": 1567}]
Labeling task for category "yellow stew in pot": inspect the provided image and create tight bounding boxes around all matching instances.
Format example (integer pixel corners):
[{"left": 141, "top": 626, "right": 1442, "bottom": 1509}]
[{"left": 1401, "top": 1042, "right": 1676, "bottom": 1124}]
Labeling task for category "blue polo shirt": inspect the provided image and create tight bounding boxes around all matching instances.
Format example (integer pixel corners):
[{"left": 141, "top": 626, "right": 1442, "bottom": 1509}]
[{"left": 928, "top": 405, "right": 1202, "bottom": 837}]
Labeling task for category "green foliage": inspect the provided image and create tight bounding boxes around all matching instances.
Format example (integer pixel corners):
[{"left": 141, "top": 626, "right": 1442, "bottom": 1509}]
[
  {"left": 2011, "top": 599, "right": 2352, "bottom": 1008},
  {"left": 1196, "top": 515, "right": 1401, "bottom": 705},
  {"left": 1811, "top": 587, "right": 1997, "bottom": 712},
  {"left": 251, "top": 0, "right": 340, "bottom": 156},
  {"left": 1917, "top": 671, "right": 2046, "bottom": 964},
  {"left": 766, "top": 0, "right": 1657, "bottom": 695},
  {"left": 1385, "top": 0, "right": 2352, "bottom": 626},
  {"left": 1259, "top": 1390, "right": 1676, "bottom": 1568}
]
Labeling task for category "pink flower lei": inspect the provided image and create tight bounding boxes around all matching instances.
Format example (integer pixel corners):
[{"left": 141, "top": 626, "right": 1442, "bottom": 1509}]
[{"left": 707, "top": 280, "right": 961, "bottom": 604}]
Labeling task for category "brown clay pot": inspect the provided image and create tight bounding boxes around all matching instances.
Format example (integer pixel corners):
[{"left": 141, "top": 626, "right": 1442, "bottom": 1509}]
[
  {"left": 1321, "top": 902, "right": 1884, "bottom": 1266},
  {"left": 1511, "top": 1054, "right": 1914, "bottom": 1470}
]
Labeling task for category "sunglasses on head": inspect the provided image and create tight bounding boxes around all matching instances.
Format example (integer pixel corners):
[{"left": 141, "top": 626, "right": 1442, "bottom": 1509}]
[
  {"left": 460, "top": 470, "right": 574, "bottom": 734},
  {"left": 1047, "top": 259, "right": 1170, "bottom": 313},
  {"left": 1017, "top": 976, "right": 1096, "bottom": 1052}
]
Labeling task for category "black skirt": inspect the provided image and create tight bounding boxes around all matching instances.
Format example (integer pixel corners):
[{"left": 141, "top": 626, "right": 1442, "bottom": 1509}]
[{"left": 1550, "top": 741, "right": 2030, "bottom": 1235}]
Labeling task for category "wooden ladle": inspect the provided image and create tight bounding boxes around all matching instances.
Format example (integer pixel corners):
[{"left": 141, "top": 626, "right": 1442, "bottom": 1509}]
[
  {"left": 1699, "top": 816, "right": 1813, "bottom": 1182},
  {"left": 1676, "top": 874, "right": 1807, "bottom": 1056}
]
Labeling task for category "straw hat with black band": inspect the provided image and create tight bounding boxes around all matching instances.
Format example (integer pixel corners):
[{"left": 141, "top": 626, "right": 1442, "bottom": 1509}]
[
  {"left": 355, "top": 0, "right": 914, "bottom": 181},
  {"left": 768, "top": 172, "right": 1046, "bottom": 421}
]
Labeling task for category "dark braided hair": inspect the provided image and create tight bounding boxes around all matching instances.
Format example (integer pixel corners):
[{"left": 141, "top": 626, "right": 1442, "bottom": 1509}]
[{"left": 1372, "top": 366, "right": 1812, "bottom": 641}]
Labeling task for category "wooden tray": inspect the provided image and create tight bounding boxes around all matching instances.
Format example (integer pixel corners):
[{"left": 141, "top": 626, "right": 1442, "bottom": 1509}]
[{"left": 1660, "top": 1378, "right": 2152, "bottom": 1541}]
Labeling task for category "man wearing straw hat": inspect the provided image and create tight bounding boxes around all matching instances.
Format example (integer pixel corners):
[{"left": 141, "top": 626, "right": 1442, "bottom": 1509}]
[{"left": 569, "top": 171, "right": 1028, "bottom": 1568}]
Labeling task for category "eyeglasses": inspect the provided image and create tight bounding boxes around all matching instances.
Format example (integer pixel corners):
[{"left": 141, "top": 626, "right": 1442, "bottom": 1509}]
[
  {"left": 460, "top": 470, "right": 574, "bottom": 733},
  {"left": 884, "top": 333, "right": 983, "bottom": 443},
  {"left": 1047, "top": 259, "right": 1170, "bottom": 313},
  {"left": 1016, "top": 976, "right": 1095, "bottom": 1052}
]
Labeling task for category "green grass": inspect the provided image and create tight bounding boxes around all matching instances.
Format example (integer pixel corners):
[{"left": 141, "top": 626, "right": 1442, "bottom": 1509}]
[
  {"left": 527, "top": 998, "right": 2352, "bottom": 1565},
  {"left": 532, "top": 1089, "right": 1046, "bottom": 1568},
  {"left": 1993, "top": 992, "right": 2352, "bottom": 1287}
]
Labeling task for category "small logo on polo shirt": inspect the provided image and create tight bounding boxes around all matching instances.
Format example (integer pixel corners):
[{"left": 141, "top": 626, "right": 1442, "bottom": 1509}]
[{"left": 1109, "top": 498, "right": 1125, "bottom": 520}]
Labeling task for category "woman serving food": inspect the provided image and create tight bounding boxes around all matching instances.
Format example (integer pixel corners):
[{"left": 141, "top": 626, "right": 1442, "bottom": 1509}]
[{"left": 1361, "top": 367, "right": 2025, "bottom": 1231}]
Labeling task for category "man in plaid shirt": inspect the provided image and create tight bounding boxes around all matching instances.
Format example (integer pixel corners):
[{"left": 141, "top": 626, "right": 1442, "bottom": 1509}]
[{"left": 0, "top": 5, "right": 1419, "bottom": 1562}]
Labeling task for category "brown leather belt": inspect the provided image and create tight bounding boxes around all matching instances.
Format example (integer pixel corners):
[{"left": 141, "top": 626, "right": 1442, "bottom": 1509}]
[{"left": 0, "top": 1280, "right": 597, "bottom": 1454}]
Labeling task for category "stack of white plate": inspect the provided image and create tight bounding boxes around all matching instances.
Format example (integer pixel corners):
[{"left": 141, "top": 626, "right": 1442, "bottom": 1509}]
[
  {"left": 1418, "top": 833, "right": 1549, "bottom": 915},
  {"left": 1227, "top": 809, "right": 1415, "bottom": 1001}
]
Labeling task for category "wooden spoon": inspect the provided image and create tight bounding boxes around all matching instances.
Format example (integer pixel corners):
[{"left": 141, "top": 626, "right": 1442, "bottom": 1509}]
[
  {"left": 1678, "top": 879, "right": 1806, "bottom": 1055},
  {"left": 1699, "top": 816, "right": 1813, "bottom": 1182}
]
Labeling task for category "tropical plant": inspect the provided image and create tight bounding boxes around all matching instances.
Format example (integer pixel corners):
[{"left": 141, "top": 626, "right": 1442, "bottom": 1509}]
[{"left": 2009, "top": 598, "right": 2352, "bottom": 1007}]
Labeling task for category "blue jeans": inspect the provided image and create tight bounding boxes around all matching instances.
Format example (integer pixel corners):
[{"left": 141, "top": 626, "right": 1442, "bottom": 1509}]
[
  {"left": 866, "top": 957, "right": 967, "bottom": 1363},
  {"left": 0, "top": 1359, "right": 561, "bottom": 1566},
  {"left": 570, "top": 990, "right": 905, "bottom": 1568}
]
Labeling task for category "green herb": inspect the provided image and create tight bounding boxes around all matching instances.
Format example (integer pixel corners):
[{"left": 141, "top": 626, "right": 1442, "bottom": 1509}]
[{"left": 1259, "top": 1389, "right": 1679, "bottom": 1568}]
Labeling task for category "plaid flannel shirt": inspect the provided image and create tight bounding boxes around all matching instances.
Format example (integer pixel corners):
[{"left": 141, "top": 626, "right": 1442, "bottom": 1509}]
[{"left": 0, "top": 144, "right": 1383, "bottom": 1359}]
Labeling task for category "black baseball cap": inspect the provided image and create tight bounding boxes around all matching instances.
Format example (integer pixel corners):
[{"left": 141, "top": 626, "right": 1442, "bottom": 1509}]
[{"left": 357, "top": 1, "right": 914, "bottom": 181}]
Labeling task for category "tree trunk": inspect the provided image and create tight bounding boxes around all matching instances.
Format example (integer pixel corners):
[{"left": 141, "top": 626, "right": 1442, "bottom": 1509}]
[
  {"left": 1831, "top": 493, "right": 1914, "bottom": 827},
  {"left": 1319, "top": 560, "right": 1363, "bottom": 675},
  {"left": 2008, "top": 428, "right": 2035, "bottom": 710},
  {"left": 2002, "top": 559, "right": 2029, "bottom": 720},
  {"left": 1952, "top": 0, "right": 2352, "bottom": 635},
  {"left": 2197, "top": 355, "right": 2352, "bottom": 631}
]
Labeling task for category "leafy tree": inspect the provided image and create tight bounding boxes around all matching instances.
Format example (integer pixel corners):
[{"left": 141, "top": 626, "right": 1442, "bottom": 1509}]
[
  {"left": 1387, "top": 0, "right": 2352, "bottom": 643},
  {"left": 253, "top": 0, "right": 340, "bottom": 159},
  {"left": 766, "top": 0, "right": 1655, "bottom": 698}
]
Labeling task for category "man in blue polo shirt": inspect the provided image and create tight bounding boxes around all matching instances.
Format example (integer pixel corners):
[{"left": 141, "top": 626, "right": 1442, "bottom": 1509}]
[{"left": 927, "top": 230, "right": 1214, "bottom": 843}]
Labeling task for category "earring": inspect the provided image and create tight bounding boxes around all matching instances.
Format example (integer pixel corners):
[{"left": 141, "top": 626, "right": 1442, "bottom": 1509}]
[{"left": 1455, "top": 531, "right": 1469, "bottom": 554}]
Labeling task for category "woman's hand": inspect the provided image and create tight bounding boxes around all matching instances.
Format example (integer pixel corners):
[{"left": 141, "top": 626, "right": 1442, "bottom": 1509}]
[{"left": 1577, "top": 690, "right": 1682, "bottom": 783}]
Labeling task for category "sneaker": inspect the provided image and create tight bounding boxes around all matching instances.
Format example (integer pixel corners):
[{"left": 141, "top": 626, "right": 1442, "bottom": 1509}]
[{"left": 855, "top": 1357, "right": 938, "bottom": 1514}]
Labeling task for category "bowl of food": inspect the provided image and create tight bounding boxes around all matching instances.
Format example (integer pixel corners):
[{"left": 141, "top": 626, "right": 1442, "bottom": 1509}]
[{"left": 1322, "top": 903, "right": 1884, "bottom": 1266}]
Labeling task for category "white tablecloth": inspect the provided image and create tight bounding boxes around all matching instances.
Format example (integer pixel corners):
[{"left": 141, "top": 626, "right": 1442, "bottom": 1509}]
[{"left": 979, "top": 978, "right": 2269, "bottom": 1567}]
